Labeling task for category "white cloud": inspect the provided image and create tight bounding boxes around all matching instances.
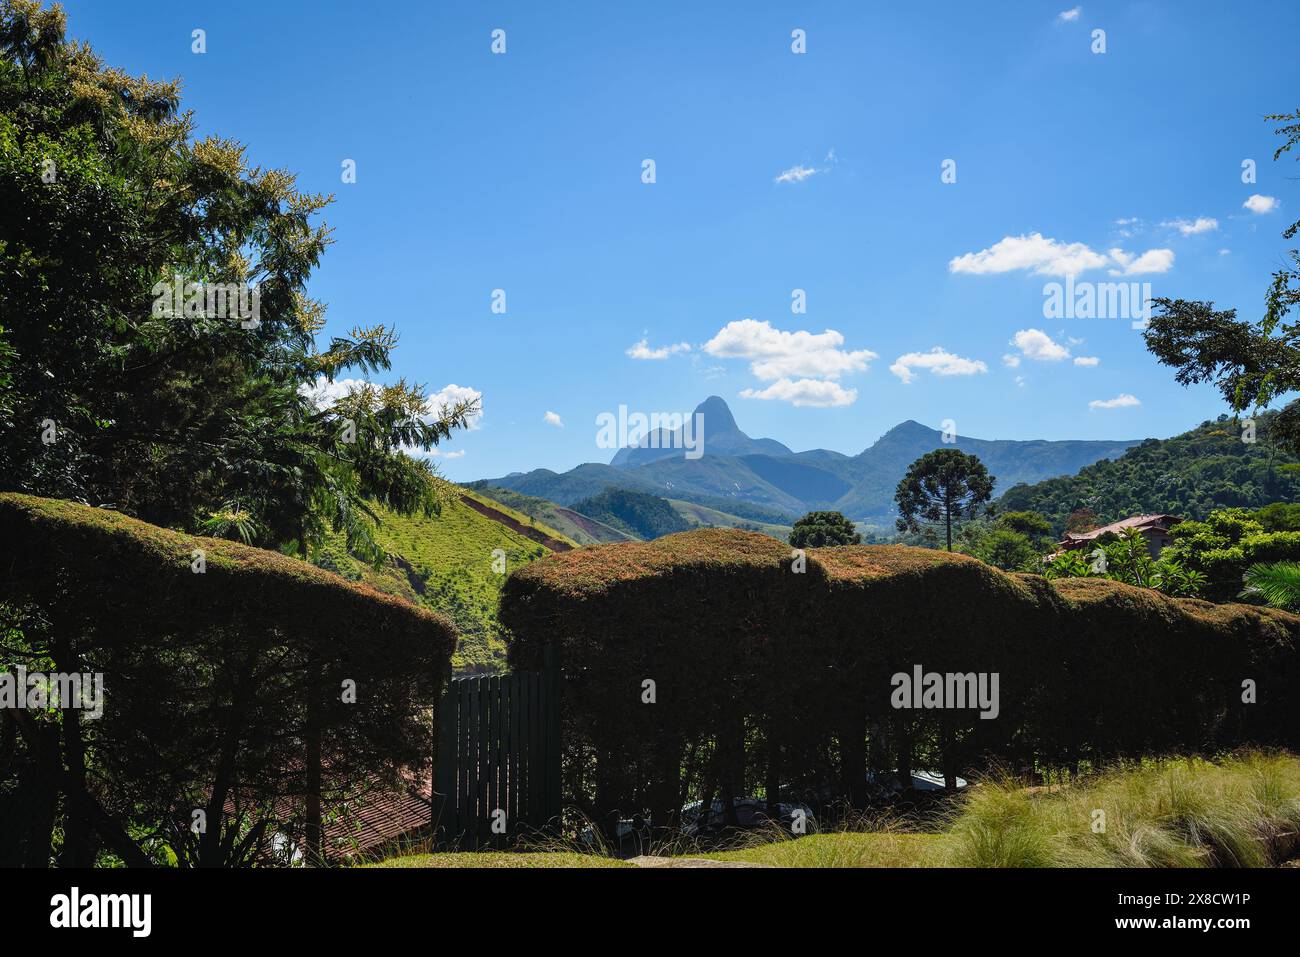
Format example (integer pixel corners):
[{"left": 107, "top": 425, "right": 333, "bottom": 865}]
[
  {"left": 1162, "top": 216, "right": 1218, "bottom": 235},
  {"left": 1089, "top": 393, "right": 1140, "bottom": 410},
  {"left": 1219, "top": 248, "right": 1231, "bottom": 256},
  {"left": 626, "top": 338, "right": 690, "bottom": 360},
  {"left": 951, "top": 233, "right": 1173, "bottom": 277},
  {"left": 1107, "top": 247, "right": 1175, "bottom": 275},
  {"left": 949, "top": 233, "right": 1109, "bottom": 277},
  {"left": 427, "top": 449, "right": 466, "bottom": 459},
  {"left": 428, "top": 383, "right": 485, "bottom": 429},
  {"left": 1002, "top": 354, "right": 1021, "bottom": 368},
  {"left": 890, "top": 347, "right": 989, "bottom": 385},
  {"left": 1243, "top": 194, "right": 1278, "bottom": 214},
  {"left": 543, "top": 411, "right": 563, "bottom": 427},
  {"left": 1073, "top": 356, "right": 1100, "bottom": 367},
  {"left": 1113, "top": 217, "right": 1142, "bottom": 238},
  {"left": 775, "top": 164, "right": 818, "bottom": 184},
  {"left": 703, "top": 318, "right": 876, "bottom": 380},
  {"left": 1010, "top": 328, "right": 1070, "bottom": 362},
  {"left": 1058, "top": 6, "right": 1082, "bottom": 21},
  {"left": 740, "top": 378, "right": 857, "bottom": 407}
]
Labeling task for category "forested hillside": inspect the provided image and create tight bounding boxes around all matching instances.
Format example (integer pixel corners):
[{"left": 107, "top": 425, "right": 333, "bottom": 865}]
[
  {"left": 571, "top": 487, "right": 692, "bottom": 540},
  {"left": 996, "top": 414, "right": 1300, "bottom": 533}
]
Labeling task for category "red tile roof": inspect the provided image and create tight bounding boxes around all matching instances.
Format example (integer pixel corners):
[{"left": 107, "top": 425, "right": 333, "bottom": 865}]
[{"left": 1061, "top": 513, "right": 1181, "bottom": 544}]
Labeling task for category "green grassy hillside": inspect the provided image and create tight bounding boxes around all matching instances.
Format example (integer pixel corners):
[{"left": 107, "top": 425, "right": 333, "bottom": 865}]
[
  {"left": 668, "top": 499, "right": 791, "bottom": 539},
  {"left": 314, "top": 497, "right": 551, "bottom": 673},
  {"left": 463, "top": 481, "right": 632, "bottom": 544}
]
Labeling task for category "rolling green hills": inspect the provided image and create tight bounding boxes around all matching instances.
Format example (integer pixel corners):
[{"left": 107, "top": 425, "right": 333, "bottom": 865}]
[{"left": 995, "top": 413, "right": 1300, "bottom": 533}]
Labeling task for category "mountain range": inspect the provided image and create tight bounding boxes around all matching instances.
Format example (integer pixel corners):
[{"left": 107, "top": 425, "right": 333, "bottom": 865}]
[{"left": 482, "top": 397, "right": 1142, "bottom": 524}]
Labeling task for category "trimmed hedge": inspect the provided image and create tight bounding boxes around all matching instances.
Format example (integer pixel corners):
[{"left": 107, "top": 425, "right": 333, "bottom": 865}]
[
  {"left": 0, "top": 493, "right": 458, "bottom": 866},
  {"left": 501, "top": 528, "right": 1299, "bottom": 829}
]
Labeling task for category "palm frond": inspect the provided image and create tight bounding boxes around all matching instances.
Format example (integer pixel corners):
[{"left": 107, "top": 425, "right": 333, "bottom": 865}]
[{"left": 1240, "top": 561, "right": 1300, "bottom": 611}]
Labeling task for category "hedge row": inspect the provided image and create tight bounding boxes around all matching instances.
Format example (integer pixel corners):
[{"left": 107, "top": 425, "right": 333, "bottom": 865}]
[
  {"left": 0, "top": 493, "right": 458, "bottom": 865},
  {"left": 501, "top": 528, "right": 1299, "bottom": 829}
]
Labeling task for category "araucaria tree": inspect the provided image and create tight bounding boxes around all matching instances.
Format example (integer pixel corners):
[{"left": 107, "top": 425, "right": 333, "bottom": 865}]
[{"left": 895, "top": 448, "right": 994, "bottom": 551}]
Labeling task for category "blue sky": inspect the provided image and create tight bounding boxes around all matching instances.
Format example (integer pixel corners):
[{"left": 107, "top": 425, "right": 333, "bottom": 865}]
[{"left": 63, "top": 0, "right": 1299, "bottom": 480}]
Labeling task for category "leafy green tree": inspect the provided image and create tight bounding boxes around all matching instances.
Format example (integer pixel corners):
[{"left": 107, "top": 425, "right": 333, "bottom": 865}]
[
  {"left": 1164, "top": 507, "right": 1300, "bottom": 601},
  {"left": 0, "top": 0, "right": 474, "bottom": 563},
  {"left": 971, "top": 528, "right": 1039, "bottom": 571},
  {"left": 1141, "top": 109, "right": 1300, "bottom": 448},
  {"left": 894, "top": 448, "right": 994, "bottom": 551},
  {"left": 994, "top": 510, "right": 1053, "bottom": 547},
  {"left": 789, "top": 510, "right": 861, "bottom": 548}
]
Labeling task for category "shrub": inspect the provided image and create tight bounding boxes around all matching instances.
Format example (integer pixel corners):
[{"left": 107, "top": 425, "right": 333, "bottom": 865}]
[
  {"left": 789, "top": 510, "right": 861, "bottom": 548},
  {"left": 501, "top": 528, "right": 1299, "bottom": 834}
]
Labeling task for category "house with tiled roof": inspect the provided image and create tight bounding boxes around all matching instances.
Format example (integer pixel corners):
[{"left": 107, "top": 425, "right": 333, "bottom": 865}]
[{"left": 1057, "top": 513, "right": 1182, "bottom": 560}]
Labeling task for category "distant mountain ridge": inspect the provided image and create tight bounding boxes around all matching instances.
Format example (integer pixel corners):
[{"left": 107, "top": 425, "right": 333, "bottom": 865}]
[{"left": 482, "top": 396, "right": 1141, "bottom": 523}]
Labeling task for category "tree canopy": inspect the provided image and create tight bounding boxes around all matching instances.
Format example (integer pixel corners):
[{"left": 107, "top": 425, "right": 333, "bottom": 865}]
[
  {"left": 894, "top": 448, "right": 994, "bottom": 550},
  {"left": 0, "top": 0, "right": 474, "bottom": 562},
  {"left": 789, "top": 510, "right": 861, "bottom": 548}
]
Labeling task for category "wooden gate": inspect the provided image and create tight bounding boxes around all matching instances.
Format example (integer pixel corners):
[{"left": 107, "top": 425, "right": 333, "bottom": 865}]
[{"left": 432, "top": 661, "right": 561, "bottom": 850}]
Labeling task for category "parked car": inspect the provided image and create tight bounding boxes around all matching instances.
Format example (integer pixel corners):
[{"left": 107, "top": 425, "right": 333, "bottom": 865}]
[
  {"left": 865, "top": 769, "right": 967, "bottom": 793},
  {"left": 679, "top": 796, "right": 815, "bottom": 837}
]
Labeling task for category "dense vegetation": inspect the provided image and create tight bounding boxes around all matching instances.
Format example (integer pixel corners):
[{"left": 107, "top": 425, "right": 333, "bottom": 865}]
[
  {"left": 0, "top": 0, "right": 472, "bottom": 558},
  {"left": 1162, "top": 504, "right": 1300, "bottom": 603},
  {"left": 502, "top": 528, "right": 1299, "bottom": 839},
  {"left": 571, "top": 487, "right": 691, "bottom": 540},
  {"left": 0, "top": 1, "right": 472, "bottom": 868},
  {"left": 996, "top": 413, "right": 1300, "bottom": 534}
]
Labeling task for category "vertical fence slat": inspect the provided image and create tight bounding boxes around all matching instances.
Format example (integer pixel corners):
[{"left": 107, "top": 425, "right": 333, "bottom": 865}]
[
  {"left": 470, "top": 677, "right": 483, "bottom": 850},
  {"left": 519, "top": 672, "right": 531, "bottom": 824},
  {"left": 529, "top": 672, "right": 542, "bottom": 822},
  {"left": 477, "top": 675, "right": 490, "bottom": 849},
  {"left": 546, "top": 661, "right": 561, "bottom": 824},
  {"left": 456, "top": 678, "right": 467, "bottom": 848},
  {"left": 434, "top": 682, "right": 455, "bottom": 848},
  {"left": 504, "top": 674, "right": 515, "bottom": 838},
  {"left": 488, "top": 675, "right": 500, "bottom": 848}
]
